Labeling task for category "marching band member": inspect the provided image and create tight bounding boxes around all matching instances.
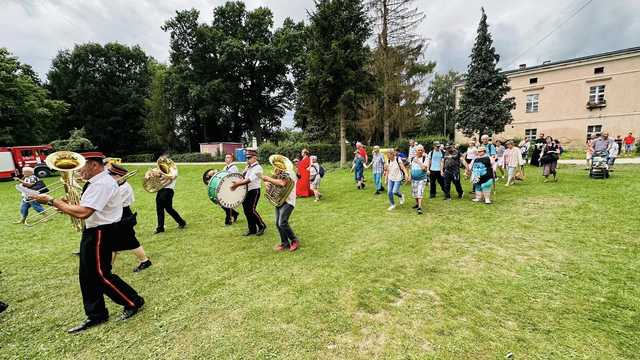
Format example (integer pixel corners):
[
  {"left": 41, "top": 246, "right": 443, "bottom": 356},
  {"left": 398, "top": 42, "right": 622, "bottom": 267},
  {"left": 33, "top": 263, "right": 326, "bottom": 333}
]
[
  {"left": 154, "top": 153, "right": 186, "bottom": 234},
  {"left": 221, "top": 154, "right": 239, "bottom": 225},
  {"left": 231, "top": 149, "right": 266, "bottom": 236},
  {"left": 31, "top": 153, "right": 144, "bottom": 333},
  {"left": 107, "top": 163, "right": 152, "bottom": 273},
  {"left": 261, "top": 160, "right": 300, "bottom": 252}
]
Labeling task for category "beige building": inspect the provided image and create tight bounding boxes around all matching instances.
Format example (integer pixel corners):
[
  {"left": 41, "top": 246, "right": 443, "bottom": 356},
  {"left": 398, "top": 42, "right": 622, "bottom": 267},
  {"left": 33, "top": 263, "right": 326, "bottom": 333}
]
[{"left": 455, "top": 46, "right": 640, "bottom": 148}]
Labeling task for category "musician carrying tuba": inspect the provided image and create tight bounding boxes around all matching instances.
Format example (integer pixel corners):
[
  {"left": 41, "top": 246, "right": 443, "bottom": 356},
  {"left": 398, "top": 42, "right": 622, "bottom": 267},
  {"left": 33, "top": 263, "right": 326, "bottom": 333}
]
[
  {"left": 145, "top": 153, "right": 186, "bottom": 234},
  {"left": 261, "top": 154, "right": 300, "bottom": 252}
]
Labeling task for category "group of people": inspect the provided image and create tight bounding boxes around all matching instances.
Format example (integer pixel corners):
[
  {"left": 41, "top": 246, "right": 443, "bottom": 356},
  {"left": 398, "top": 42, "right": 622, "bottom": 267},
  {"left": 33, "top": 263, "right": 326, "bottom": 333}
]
[
  {"left": 294, "top": 149, "right": 324, "bottom": 201},
  {"left": 350, "top": 133, "right": 570, "bottom": 213},
  {"left": 585, "top": 132, "right": 631, "bottom": 169}
]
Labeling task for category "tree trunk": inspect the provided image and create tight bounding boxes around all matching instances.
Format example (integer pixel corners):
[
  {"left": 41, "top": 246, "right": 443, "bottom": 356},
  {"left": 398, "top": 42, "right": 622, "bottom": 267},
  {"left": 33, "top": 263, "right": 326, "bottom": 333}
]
[
  {"left": 381, "top": 1, "right": 390, "bottom": 147},
  {"left": 339, "top": 111, "right": 346, "bottom": 168}
]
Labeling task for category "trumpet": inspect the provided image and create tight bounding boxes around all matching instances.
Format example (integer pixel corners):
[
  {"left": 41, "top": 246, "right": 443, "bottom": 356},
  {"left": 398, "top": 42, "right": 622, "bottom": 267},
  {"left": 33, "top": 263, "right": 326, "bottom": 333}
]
[{"left": 25, "top": 151, "right": 86, "bottom": 231}]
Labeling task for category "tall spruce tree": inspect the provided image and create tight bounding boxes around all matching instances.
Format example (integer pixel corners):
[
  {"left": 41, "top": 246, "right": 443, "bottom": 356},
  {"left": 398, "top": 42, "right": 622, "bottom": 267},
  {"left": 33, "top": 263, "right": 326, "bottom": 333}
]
[
  {"left": 302, "top": 0, "right": 373, "bottom": 167},
  {"left": 455, "top": 8, "right": 514, "bottom": 137}
]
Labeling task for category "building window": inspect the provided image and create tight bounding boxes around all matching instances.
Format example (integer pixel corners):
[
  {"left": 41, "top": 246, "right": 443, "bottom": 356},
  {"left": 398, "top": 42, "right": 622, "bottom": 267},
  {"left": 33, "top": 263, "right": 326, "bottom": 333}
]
[
  {"left": 526, "top": 94, "right": 539, "bottom": 113},
  {"left": 529, "top": 77, "right": 538, "bottom": 84},
  {"left": 589, "top": 85, "right": 605, "bottom": 104},
  {"left": 587, "top": 125, "right": 602, "bottom": 138},
  {"left": 594, "top": 67, "right": 604, "bottom": 74},
  {"left": 525, "top": 129, "right": 537, "bottom": 141}
]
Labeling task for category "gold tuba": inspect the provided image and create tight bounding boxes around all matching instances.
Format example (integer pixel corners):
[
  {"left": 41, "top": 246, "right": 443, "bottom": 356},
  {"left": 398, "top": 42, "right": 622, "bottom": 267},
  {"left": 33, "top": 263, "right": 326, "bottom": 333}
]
[
  {"left": 143, "top": 156, "right": 176, "bottom": 193},
  {"left": 26, "top": 151, "right": 86, "bottom": 231},
  {"left": 264, "top": 155, "right": 296, "bottom": 207}
]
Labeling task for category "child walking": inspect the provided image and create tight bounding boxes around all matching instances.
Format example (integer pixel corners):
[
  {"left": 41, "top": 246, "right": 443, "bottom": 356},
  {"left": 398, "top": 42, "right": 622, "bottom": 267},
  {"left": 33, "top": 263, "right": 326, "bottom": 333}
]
[
  {"left": 308, "top": 156, "right": 322, "bottom": 201},
  {"left": 351, "top": 152, "right": 365, "bottom": 189},
  {"left": 14, "top": 167, "right": 46, "bottom": 224}
]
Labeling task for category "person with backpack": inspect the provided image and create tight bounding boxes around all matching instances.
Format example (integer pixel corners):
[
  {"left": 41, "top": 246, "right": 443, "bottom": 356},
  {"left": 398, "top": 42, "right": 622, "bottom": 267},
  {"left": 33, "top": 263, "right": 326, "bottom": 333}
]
[
  {"left": 409, "top": 145, "right": 429, "bottom": 214},
  {"left": 426, "top": 142, "right": 446, "bottom": 199},
  {"left": 308, "top": 156, "right": 323, "bottom": 201},
  {"left": 384, "top": 149, "right": 408, "bottom": 211}
]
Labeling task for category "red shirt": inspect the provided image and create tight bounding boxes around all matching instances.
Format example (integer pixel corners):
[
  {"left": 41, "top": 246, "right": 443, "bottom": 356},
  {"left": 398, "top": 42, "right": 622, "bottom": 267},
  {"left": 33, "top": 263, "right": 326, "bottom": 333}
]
[
  {"left": 624, "top": 135, "right": 635, "bottom": 145},
  {"left": 357, "top": 147, "right": 368, "bottom": 163}
]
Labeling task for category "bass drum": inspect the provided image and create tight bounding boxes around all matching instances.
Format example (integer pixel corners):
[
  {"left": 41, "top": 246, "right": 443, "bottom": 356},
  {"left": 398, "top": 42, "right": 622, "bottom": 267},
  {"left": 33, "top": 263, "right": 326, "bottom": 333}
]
[{"left": 207, "top": 171, "right": 247, "bottom": 208}]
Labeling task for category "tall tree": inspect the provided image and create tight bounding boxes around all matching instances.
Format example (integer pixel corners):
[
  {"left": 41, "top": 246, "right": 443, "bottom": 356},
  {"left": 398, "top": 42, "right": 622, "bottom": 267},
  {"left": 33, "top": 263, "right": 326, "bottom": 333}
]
[
  {"left": 47, "top": 43, "right": 153, "bottom": 155},
  {"left": 302, "top": 0, "right": 374, "bottom": 167},
  {"left": 162, "top": 2, "right": 302, "bottom": 148},
  {"left": 422, "top": 70, "right": 461, "bottom": 139},
  {"left": 455, "top": 8, "right": 515, "bottom": 137},
  {"left": 143, "top": 62, "right": 182, "bottom": 151},
  {"left": 368, "top": 0, "right": 435, "bottom": 145},
  {"left": 0, "top": 48, "right": 67, "bottom": 146}
]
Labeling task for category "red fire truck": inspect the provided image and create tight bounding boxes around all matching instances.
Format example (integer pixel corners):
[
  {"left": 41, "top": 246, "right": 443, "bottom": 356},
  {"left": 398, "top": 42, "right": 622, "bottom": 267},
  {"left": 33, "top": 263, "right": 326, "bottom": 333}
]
[{"left": 0, "top": 145, "right": 105, "bottom": 180}]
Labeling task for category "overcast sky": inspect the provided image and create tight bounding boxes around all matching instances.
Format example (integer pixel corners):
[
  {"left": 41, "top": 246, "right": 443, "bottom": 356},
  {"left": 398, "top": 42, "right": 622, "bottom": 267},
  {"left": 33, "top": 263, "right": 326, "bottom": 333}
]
[{"left": 2, "top": 0, "right": 639, "bottom": 126}]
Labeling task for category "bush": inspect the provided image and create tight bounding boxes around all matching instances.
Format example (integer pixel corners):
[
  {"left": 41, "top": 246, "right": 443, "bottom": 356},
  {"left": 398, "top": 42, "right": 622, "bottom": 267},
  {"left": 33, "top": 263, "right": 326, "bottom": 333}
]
[
  {"left": 51, "top": 128, "right": 96, "bottom": 152},
  {"left": 258, "top": 142, "right": 341, "bottom": 163},
  {"left": 125, "top": 153, "right": 155, "bottom": 162},
  {"left": 170, "top": 153, "right": 219, "bottom": 162},
  {"left": 124, "top": 152, "right": 221, "bottom": 163}
]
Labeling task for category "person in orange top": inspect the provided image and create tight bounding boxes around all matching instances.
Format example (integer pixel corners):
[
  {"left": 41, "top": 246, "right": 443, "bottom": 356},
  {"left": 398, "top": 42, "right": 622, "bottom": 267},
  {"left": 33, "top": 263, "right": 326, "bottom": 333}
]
[{"left": 295, "top": 149, "right": 312, "bottom": 197}]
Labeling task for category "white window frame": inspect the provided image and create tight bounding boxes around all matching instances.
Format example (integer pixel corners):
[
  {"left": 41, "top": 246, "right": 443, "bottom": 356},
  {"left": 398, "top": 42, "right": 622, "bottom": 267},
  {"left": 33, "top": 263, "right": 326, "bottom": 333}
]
[
  {"left": 587, "top": 125, "right": 602, "bottom": 138},
  {"left": 589, "top": 85, "right": 605, "bottom": 104},
  {"left": 525, "top": 128, "right": 537, "bottom": 141},
  {"left": 526, "top": 94, "right": 539, "bottom": 113}
]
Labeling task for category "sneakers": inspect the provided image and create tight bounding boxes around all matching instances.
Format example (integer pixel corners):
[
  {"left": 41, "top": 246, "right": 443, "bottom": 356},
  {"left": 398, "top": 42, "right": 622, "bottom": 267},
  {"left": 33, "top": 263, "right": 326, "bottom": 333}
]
[
  {"left": 399, "top": 194, "right": 405, "bottom": 205},
  {"left": 484, "top": 200, "right": 492, "bottom": 204},
  {"left": 133, "top": 259, "right": 152, "bottom": 273},
  {"left": 387, "top": 205, "right": 396, "bottom": 211},
  {"left": 417, "top": 208, "right": 423, "bottom": 215},
  {"left": 256, "top": 226, "right": 266, "bottom": 236},
  {"left": 412, "top": 204, "right": 419, "bottom": 209},
  {"left": 14, "top": 217, "right": 26, "bottom": 225},
  {"left": 289, "top": 240, "right": 299, "bottom": 252},
  {"left": 472, "top": 198, "right": 480, "bottom": 202},
  {"left": 275, "top": 244, "right": 288, "bottom": 252}
]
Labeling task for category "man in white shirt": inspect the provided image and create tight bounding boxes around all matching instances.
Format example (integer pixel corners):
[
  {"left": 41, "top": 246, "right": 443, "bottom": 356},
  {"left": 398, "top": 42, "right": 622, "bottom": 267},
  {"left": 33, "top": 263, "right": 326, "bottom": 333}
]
[
  {"left": 154, "top": 153, "right": 186, "bottom": 234},
  {"left": 231, "top": 149, "right": 266, "bottom": 236},
  {"left": 32, "top": 154, "right": 144, "bottom": 334}
]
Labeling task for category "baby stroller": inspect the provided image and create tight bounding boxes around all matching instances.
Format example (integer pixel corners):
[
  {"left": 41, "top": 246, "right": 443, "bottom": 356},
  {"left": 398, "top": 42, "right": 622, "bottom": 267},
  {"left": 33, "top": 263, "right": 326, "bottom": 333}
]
[{"left": 589, "top": 150, "right": 609, "bottom": 179}]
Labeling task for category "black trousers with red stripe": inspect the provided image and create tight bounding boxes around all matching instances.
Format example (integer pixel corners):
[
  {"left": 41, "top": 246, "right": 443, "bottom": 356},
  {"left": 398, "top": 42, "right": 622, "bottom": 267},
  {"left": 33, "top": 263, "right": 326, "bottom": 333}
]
[
  {"left": 80, "top": 224, "right": 143, "bottom": 320},
  {"left": 242, "top": 189, "right": 265, "bottom": 234}
]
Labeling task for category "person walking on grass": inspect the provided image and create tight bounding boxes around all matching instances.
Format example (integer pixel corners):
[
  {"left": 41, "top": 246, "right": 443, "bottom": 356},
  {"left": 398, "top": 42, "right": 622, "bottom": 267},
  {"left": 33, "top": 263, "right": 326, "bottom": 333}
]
[
  {"left": 585, "top": 134, "right": 594, "bottom": 170},
  {"left": 351, "top": 151, "right": 365, "bottom": 190},
  {"left": 624, "top": 132, "right": 635, "bottom": 154},
  {"left": 369, "top": 146, "right": 386, "bottom": 194},
  {"left": 261, "top": 162, "right": 300, "bottom": 252},
  {"left": 14, "top": 166, "right": 47, "bottom": 224},
  {"left": 519, "top": 138, "right": 531, "bottom": 164},
  {"left": 504, "top": 140, "right": 524, "bottom": 186},
  {"left": 469, "top": 146, "right": 495, "bottom": 204},
  {"left": 426, "top": 142, "right": 446, "bottom": 199},
  {"left": 384, "top": 149, "right": 408, "bottom": 211},
  {"left": 408, "top": 139, "right": 417, "bottom": 163},
  {"left": 409, "top": 145, "right": 428, "bottom": 214},
  {"left": 308, "top": 156, "right": 322, "bottom": 201},
  {"left": 540, "top": 136, "right": 560, "bottom": 182},
  {"left": 465, "top": 140, "right": 478, "bottom": 166},
  {"left": 608, "top": 140, "right": 619, "bottom": 169},
  {"left": 442, "top": 144, "right": 465, "bottom": 200},
  {"left": 495, "top": 140, "right": 506, "bottom": 180}
]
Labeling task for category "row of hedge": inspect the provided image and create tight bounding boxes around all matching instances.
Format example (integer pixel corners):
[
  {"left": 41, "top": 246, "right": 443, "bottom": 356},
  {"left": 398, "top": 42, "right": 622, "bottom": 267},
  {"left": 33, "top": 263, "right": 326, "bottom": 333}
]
[
  {"left": 124, "top": 152, "right": 222, "bottom": 163},
  {"left": 258, "top": 142, "right": 341, "bottom": 162}
]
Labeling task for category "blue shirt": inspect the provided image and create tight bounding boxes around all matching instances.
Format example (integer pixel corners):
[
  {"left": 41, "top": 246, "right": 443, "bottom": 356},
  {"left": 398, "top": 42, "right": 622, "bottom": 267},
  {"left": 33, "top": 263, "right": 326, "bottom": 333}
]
[{"left": 428, "top": 150, "right": 444, "bottom": 171}]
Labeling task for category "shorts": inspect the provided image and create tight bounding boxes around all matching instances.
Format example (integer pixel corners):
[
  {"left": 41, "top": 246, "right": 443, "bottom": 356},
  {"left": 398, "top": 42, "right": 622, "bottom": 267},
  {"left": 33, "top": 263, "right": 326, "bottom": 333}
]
[
  {"left": 497, "top": 157, "right": 504, "bottom": 167},
  {"left": 311, "top": 176, "right": 321, "bottom": 189},
  {"left": 411, "top": 179, "right": 426, "bottom": 198}
]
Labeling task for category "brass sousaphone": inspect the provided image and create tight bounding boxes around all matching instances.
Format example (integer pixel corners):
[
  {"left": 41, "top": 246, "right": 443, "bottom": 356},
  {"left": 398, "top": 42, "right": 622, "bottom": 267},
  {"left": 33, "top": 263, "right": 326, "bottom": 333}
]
[
  {"left": 25, "top": 151, "right": 86, "bottom": 231},
  {"left": 143, "top": 156, "right": 176, "bottom": 193},
  {"left": 264, "top": 155, "right": 296, "bottom": 207}
]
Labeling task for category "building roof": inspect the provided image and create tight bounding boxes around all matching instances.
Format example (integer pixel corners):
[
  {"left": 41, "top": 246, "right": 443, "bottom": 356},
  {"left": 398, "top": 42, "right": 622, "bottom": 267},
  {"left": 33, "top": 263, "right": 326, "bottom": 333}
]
[{"left": 503, "top": 46, "right": 640, "bottom": 76}]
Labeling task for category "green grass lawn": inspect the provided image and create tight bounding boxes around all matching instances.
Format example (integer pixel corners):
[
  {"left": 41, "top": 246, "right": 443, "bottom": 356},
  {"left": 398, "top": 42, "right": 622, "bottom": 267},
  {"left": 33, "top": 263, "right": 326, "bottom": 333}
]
[{"left": 1, "top": 164, "right": 639, "bottom": 359}]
